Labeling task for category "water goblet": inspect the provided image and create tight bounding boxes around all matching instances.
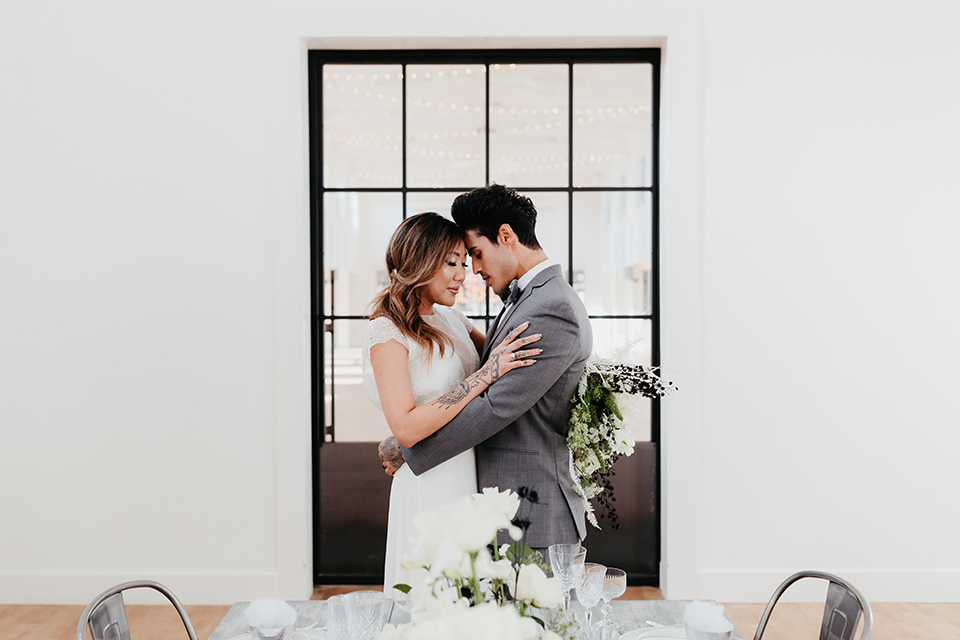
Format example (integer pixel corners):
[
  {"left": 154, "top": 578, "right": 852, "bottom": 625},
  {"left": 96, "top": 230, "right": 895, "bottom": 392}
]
[
  {"left": 548, "top": 543, "right": 586, "bottom": 610},
  {"left": 325, "top": 595, "right": 349, "bottom": 640},
  {"left": 574, "top": 562, "right": 606, "bottom": 630},
  {"left": 344, "top": 590, "right": 387, "bottom": 640},
  {"left": 598, "top": 567, "right": 627, "bottom": 628}
]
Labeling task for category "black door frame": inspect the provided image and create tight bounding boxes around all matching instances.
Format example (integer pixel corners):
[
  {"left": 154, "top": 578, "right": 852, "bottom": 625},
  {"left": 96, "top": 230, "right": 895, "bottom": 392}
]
[{"left": 308, "top": 47, "right": 662, "bottom": 585}]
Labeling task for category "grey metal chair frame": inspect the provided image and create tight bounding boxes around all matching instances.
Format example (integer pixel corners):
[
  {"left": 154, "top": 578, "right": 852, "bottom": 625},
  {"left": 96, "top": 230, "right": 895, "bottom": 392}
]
[
  {"left": 77, "top": 580, "right": 200, "bottom": 640},
  {"left": 753, "top": 570, "right": 873, "bottom": 640}
]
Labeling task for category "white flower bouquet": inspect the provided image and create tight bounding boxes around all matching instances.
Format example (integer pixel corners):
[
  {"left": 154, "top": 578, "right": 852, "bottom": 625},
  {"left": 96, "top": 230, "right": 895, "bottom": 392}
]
[
  {"left": 380, "top": 488, "right": 579, "bottom": 640},
  {"left": 567, "top": 353, "right": 677, "bottom": 528}
]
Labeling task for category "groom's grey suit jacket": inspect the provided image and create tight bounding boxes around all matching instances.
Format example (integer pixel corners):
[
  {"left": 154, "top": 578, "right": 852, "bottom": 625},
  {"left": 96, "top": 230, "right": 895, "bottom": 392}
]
[{"left": 401, "top": 264, "right": 592, "bottom": 547}]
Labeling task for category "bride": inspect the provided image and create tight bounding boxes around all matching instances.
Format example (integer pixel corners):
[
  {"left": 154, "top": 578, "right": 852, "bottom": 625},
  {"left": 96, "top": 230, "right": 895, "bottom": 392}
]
[{"left": 361, "top": 212, "right": 542, "bottom": 596}]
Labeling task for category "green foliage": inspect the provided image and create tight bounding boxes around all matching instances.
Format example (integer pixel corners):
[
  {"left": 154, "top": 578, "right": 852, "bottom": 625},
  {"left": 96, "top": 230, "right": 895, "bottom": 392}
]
[
  {"left": 504, "top": 542, "right": 549, "bottom": 575},
  {"left": 567, "top": 360, "right": 676, "bottom": 528}
]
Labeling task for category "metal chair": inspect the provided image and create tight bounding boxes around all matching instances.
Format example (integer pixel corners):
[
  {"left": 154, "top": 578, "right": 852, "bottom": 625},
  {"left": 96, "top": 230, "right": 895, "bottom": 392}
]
[
  {"left": 77, "top": 580, "right": 199, "bottom": 640},
  {"left": 753, "top": 571, "right": 873, "bottom": 640}
]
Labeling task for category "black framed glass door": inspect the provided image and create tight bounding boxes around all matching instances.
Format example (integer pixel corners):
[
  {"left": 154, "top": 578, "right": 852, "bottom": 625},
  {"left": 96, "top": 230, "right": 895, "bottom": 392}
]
[{"left": 308, "top": 48, "right": 661, "bottom": 585}]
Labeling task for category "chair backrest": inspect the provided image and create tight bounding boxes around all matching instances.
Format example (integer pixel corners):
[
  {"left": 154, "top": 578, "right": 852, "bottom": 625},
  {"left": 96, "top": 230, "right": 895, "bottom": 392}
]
[
  {"left": 88, "top": 593, "right": 131, "bottom": 640},
  {"left": 77, "top": 580, "right": 200, "bottom": 640},
  {"left": 753, "top": 570, "right": 873, "bottom": 640}
]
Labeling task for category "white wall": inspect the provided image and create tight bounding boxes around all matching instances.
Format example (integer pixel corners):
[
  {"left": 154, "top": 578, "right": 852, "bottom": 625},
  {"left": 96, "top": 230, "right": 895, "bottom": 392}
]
[
  {"left": 1, "top": 0, "right": 957, "bottom": 605},
  {"left": 693, "top": 0, "right": 960, "bottom": 601}
]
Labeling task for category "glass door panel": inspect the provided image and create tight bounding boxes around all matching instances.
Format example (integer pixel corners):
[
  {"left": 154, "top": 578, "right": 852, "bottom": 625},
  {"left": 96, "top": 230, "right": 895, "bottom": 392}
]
[
  {"left": 327, "top": 319, "right": 392, "bottom": 443},
  {"left": 322, "top": 65, "right": 403, "bottom": 188},
  {"left": 406, "top": 65, "right": 486, "bottom": 188},
  {"left": 311, "top": 49, "right": 661, "bottom": 586},
  {"left": 573, "top": 191, "right": 653, "bottom": 316},
  {"left": 323, "top": 192, "right": 402, "bottom": 317},
  {"left": 573, "top": 63, "right": 653, "bottom": 188},
  {"left": 489, "top": 64, "right": 569, "bottom": 187}
]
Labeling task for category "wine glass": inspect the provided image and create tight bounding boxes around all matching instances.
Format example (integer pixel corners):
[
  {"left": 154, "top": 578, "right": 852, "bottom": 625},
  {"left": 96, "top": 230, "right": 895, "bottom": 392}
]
[
  {"left": 548, "top": 543, "right": 586, "bottom": 610},
  {"left": 599, "top": 567, "right": 627, "bottom": 628},
  {"left": 574, "top": 562, "right": 606, "bottom": 630}
]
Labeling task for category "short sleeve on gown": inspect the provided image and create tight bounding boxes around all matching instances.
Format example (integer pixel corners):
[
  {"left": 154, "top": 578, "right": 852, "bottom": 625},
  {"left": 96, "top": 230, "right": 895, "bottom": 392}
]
[
  {"left": 367, "top": 316, "right": 409, "bottom": 349},
  {"left": 450, "top": 308, "right": 475, "bottom": 335}
]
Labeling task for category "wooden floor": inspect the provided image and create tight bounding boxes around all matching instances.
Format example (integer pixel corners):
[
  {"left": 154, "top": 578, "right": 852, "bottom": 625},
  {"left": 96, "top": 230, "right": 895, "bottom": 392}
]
[{"left": 8, "top": 586, "right": 959, "bottom": 640}]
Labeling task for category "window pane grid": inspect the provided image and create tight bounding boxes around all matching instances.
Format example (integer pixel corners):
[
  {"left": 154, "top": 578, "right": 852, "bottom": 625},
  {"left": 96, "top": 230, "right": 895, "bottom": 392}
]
[
  {"left": 311, "top": 50, "right": 659, "bottom": 445},
  {"left": 319, "top": 186, "right": 655, "bottom": 192}
]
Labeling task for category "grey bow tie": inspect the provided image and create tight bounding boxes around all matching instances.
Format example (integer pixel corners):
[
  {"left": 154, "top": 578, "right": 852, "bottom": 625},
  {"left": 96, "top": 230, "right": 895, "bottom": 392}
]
[{"left": 499, "top": 279, "right": 521, "bottom": 305}]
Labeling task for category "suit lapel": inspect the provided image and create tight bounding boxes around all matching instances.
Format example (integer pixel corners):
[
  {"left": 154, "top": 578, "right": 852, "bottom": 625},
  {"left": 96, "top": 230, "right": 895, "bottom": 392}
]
[
  {"left": 481, "top": 264, "right": 563, "bottom": 362},
  {"left": 482, "top": 306, "right": 506, "bottom": 362}
]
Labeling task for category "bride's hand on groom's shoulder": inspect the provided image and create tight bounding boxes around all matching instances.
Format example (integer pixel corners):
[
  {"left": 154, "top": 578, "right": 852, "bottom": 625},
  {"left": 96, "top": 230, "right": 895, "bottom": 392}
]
[
  {"left": 485, "top": 321, "right": 542, "bottom": 382},
  {"left": 379, "top": 436, "right": 405, "bottom": 476}
]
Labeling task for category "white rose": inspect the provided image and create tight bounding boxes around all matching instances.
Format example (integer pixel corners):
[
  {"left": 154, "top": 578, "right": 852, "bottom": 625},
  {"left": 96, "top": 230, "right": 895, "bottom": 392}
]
[
  {"left": 477, "top": 487, "right": 521, "bottom": 520},
  {"left": 615, "top": 440, "right": 636, "bottom": 456},
  {"left": 410, "top": 581, "right": 469, "bottom": 623},
  {"left": 578, "top": 449, "right": 601, "bottom": 475},
  {"left": 507, "top": 564, "right": 564, "bottom": 609},
  {"left": 406, "top": 500, "right": 474, "bottom": 576},
  {"left": 455, "top": 492, "right": 520, "bottom": 551},
  {"left": 517, "top": 614, "right": 544, "bottom": 640},
  {"left": 404, "top": 489, "right": 525, "bottom": 581},
  {"left": 488, "top": 557, "right": 516, "bottom": 581}
]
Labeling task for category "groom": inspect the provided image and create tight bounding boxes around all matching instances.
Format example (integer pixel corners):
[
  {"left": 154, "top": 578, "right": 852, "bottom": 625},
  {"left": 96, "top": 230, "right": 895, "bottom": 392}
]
[{"left": 379, "top": 184, "right": 593, "bottom": 552}]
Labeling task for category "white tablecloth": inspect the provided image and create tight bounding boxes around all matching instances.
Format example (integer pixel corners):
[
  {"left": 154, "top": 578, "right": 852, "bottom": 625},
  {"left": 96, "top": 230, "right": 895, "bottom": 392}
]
[{"left": 208, "top": 599, "right": 744, "bottom": 640}]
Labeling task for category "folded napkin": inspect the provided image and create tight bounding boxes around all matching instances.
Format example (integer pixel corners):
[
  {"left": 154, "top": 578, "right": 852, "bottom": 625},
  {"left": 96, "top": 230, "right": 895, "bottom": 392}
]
[
  {"left": 244, "top": 598, "right": 297, "bottom": 630},
  {"left": 682, "top": 600, "right": 734, "bottom": 633}
]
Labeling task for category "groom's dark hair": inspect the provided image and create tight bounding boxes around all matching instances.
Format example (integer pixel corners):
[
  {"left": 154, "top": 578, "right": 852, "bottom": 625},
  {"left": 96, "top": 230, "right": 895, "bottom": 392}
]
[{"left": 451, "top": 184, "right": 542, "bottom": 249}]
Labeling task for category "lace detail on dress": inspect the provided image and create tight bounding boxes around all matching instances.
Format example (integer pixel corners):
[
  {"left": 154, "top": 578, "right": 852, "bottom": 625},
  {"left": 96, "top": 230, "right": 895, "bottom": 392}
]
[
  {"left": 362, "top": 308, "right": 479, "bottom": 411},
  {"left": 451, "top": 308, "right": 475, "bottom": 335},
  {"left": 367, "top": 316, "right": 409, "bottom": 349}
]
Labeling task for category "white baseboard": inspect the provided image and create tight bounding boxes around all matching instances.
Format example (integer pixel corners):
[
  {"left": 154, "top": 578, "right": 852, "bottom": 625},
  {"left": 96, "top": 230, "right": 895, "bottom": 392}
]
[
  {"left": 694, "top": 569, "right": 960, "bottom": 603},
  {"left": 0, "top": 572, "right": 282, "bottom": 605}
]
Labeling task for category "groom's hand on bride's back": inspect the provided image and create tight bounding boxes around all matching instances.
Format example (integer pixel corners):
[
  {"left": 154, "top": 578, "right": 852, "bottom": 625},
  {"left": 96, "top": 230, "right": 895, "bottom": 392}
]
[{"left": 379, "top": 436, "right": 406, "bottom": 476}]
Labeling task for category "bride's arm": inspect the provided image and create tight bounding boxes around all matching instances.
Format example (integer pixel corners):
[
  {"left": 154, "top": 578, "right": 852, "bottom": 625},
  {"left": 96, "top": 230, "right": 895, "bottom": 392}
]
[{"left": 371, "top": 322, "right": 541, "bottom": 448}]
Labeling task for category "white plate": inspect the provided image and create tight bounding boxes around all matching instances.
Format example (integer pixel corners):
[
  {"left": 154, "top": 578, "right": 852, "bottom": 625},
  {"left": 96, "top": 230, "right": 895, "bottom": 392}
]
[{"left": 621, "top": 626, "right": 687, "bottom": 639}]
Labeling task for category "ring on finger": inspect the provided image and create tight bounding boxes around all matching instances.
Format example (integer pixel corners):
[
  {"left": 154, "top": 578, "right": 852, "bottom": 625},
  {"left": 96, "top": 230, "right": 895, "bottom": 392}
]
[{"left": 510, "top": 352, "right": 516, "bottom": 361}]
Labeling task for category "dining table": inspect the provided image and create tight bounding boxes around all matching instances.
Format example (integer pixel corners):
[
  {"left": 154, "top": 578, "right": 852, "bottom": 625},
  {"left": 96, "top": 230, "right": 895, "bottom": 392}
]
[{"left": 208, "top": 598, "right": 745, "bottom": 640}]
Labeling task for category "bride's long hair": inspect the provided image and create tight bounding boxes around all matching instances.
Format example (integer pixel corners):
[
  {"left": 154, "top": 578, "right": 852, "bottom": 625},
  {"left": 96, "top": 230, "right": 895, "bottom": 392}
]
[{"left": 370, "top": 212, "right": 465, "bottom": 358}]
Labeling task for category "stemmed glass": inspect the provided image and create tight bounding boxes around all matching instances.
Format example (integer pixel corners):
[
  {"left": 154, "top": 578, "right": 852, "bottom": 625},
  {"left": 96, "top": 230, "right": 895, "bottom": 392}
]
[
  {"left": 548, "top": 543, "right": 586, "bottom": 610},
  {"left": 574, "top": 562, "right": 606, "bottom": 630},
  {"left": 598, "top": 568, "right": 627, "bottom": 629}
]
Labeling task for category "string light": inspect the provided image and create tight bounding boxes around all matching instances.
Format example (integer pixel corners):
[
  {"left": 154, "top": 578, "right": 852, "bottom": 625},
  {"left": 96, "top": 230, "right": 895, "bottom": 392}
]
[
  {"left": 346, "top": 149, "right": 624, "bottom": 185},
  {"left": 323, "top": 68, "right": 645, "bottom": 182},
  {"left": 321, "top": 72, "right": 651, "bottom": 130}
]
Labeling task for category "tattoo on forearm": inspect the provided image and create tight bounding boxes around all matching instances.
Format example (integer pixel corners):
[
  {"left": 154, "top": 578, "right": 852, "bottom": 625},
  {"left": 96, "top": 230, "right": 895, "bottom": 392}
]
[
  {"left": 380, "top": 436, "right": 405, "bottom": 466},
  {"left": 434, "top": 381, "right": 470, "bottom": 408},
  {"left": 432, "top": 357, "right": 502, "bottom": 410},
  {"left": 489, "top": 357, "right": 502, "bottom": 381}
]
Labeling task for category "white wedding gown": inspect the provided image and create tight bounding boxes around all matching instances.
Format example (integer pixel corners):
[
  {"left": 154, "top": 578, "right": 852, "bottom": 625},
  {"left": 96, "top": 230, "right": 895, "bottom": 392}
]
[{"left": 362, "top": 305, "right": 480, "bottom": 597}]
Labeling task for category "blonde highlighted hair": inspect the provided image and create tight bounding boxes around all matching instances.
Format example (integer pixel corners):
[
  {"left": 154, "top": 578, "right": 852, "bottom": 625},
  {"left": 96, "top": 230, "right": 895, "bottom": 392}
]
[{"left": 370, "top": 212, "right": 465, "bottom": 358}]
